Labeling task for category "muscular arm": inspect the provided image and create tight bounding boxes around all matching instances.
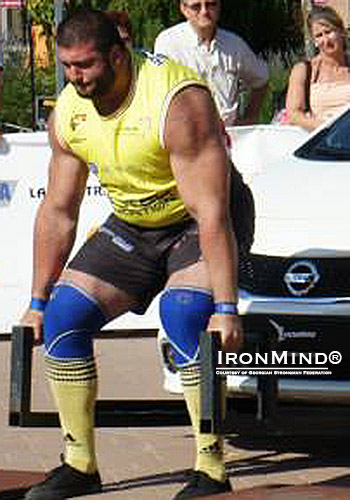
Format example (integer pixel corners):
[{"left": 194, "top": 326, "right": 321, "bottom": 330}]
[
  {"left": 21, "top": 112, "right": 88, "bottom": 340},
  {"left": 31, "top": 113, "right": 88, "bottom": 299},
  {"left": 165, "top": 86, "right": 242, "bottom": 349},
  {"left": 285, "top": 61, "right": 322, "bottom": 131},
  {"left": 165, "top": 86, "right": 237, "bottom": 303}
]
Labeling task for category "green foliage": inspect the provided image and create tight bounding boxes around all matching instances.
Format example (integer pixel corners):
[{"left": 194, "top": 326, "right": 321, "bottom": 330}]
[
  {"left": 220, "top": 0, "right": 303, "bottom": 57},
  {"left": 2, "top": 53, "right": 32, "bottom": 128},
  {"left": 65, "top": 0, "right": 110, "bottom": 13},
  {"left": 23, "top": 0, "right": 305, "bottom": 55},
  {"left": 103, "top": 0, "right": 304, "bottom": 54},
  {"left": 27, "top": 0, "right": 54, "bottom": 35},
  {"left": 2, "top": 47, "right": 56, "bottom": 130},
  {"left": 259, "top": 51, "right": 300, "bottom": 123},
  {"left": 106, "top": 0, "right": 181, "bottom": 49},
  {"left": 2, "top": 0, "right": 306, "bottom": 128}
]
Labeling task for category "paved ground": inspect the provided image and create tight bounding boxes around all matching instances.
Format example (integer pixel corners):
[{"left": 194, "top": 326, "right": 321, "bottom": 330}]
[{"left": 2, "top": 336, "right": 350, "bottom": 499}]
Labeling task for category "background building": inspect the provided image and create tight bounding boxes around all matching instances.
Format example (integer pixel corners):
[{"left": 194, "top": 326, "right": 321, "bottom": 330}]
[{"left": 0, "top": 1, "right": 24, "bottom": 40}]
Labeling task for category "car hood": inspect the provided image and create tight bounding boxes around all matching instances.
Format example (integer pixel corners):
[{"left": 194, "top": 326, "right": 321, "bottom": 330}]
[{"left": 228, "top": 125, "right": 350, "bottom": 257}]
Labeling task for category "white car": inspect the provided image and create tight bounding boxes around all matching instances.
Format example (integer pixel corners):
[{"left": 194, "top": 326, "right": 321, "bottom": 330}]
[
  {"left": 162, "top": 107, "right": 350, "bottom": 405},
  {"left": 2, "top": 110, "right": 350, "bottom": 407}
]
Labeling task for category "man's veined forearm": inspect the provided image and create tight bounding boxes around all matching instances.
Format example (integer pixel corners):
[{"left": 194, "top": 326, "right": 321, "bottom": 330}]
[
  {"left": 31, "top": 202, "right": 78, "bottom": 299},
  {"left": 198, "top": 217, "right": 238, "bottom": 304}
]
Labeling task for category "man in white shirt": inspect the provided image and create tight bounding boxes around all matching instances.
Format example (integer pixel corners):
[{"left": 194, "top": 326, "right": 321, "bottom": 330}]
[{"left": 154, "top": 0, "right": 268, "bottom": 126}]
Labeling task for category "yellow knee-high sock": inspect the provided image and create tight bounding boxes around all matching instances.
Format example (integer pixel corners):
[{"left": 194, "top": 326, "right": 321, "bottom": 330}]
[
  {"left": 46, "top": 356, "right": 98, "bottom": 474},
  {"left": 180, "top": 365, "right": 226, "bottom": 482}
]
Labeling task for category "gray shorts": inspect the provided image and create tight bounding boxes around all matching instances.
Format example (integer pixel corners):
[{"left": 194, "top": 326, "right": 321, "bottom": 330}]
[{"left": 68, "top": 214, "right": 201, "bottom": 312}]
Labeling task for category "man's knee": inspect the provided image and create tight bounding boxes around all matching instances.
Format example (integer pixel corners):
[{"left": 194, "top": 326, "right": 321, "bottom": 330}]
[
  {"left": 159, "top": 287, "right": 214, "bottom": 367},
  {"left": 44, "top": 283, "right": 107, "bottom": 359}
]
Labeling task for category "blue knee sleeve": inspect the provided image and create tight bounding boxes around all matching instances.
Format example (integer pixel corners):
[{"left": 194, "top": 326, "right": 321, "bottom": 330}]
[
  {"left": 43, "top": 283, "right": 107, "bottom": 359},
  {"left": 159, "top": 287, "right": 214, "bottom": 368}
]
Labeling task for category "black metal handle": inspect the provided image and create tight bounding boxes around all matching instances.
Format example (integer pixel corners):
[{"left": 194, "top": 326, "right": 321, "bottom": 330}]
[
  {"left": 9, "top": 325, "right": 34, "bottom": 426},
  {"left": 199, "top": 330, "right": 224, "bottom": 434}
]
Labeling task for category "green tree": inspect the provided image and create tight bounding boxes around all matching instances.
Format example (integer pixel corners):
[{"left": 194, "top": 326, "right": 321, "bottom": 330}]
[
  {"left": 98, "top": 0, "right": 180, "bottom": 49},
  {"left": 24, "top": 0, "right": 304, "bottom": 56},
  {"left": 105, "top": 0, "right": 303, "bottom": 55},
  {"left": 27, "top": 0, "right": 54, "bottom": 36},
  {"left": 220, "top": 0, "right": 303, "bottom": 57},
  {"left": 2, "top": 0, "right": 304, "bottom": 129}
]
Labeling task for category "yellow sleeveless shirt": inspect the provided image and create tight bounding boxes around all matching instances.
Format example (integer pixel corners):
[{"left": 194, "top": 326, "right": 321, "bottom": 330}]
[{"left": 55, "top": 51, "right": 208, "bottom": 227}]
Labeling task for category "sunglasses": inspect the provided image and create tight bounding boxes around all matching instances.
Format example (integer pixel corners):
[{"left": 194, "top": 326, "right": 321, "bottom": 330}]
[{"left": 183, "top": 1, "right": 218, "bottom": 13}]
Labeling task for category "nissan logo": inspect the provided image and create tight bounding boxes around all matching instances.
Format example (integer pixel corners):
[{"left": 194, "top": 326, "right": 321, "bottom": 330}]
[{"left": 283, "top": 260, "right": 320, "bottom": 296}]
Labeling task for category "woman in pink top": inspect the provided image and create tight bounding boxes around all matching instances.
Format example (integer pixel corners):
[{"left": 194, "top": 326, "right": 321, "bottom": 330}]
[{"left": 285, "top": 6, "right": 350, "bottom": 131}]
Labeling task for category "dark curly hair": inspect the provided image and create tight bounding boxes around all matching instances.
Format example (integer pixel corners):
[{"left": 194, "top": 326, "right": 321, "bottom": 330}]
[{"left": 57, "top": 8, "right": 124, "bottom": 55}]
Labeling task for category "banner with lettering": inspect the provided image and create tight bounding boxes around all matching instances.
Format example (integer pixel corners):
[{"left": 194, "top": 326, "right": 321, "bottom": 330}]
[
  {"left": 0, "top": 0, "right": 25, "bottom": 8},
  {"left": 0, "top": 131, "right": 161, "bottom": 333}
]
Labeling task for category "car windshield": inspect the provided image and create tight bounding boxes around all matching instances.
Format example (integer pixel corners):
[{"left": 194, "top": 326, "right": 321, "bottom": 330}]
[{"left": 294, "top": 108, "right": 350, "bottom": 161}]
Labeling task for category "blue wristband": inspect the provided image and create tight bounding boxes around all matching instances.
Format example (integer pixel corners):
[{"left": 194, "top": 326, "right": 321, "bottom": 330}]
[
  {"left": 30, "top": 297, "right": 48, "bottom": 312},
  {"left": 214, "top": 302, "right": 238, "bottom": 315}
]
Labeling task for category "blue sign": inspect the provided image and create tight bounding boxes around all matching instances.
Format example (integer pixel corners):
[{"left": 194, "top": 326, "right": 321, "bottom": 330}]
[{"left": 0, "top": 181, "right": 17, "bottom": 207}]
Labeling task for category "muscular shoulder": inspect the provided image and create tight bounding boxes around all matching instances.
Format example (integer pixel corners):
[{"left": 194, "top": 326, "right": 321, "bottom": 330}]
[
  {"left": 54, "top": 85, "right": 75, "bottom": 148},
  {"left": 48, "top": 109, "right": 75, "bottom": 157},
  {"left": 164, "top": 85, "right": 220, "bottom": 152}
]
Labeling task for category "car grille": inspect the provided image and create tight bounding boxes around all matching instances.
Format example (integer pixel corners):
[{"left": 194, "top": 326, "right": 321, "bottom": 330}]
[{"left": 239, "top": 254, "right": 350, "bottom": 298}]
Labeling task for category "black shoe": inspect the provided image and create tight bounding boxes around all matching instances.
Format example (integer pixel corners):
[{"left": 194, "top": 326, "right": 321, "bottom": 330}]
[
  {"left": 25, "top": 462, "right": 102, "bottom": 499},
  {"left": 173, "top": 471, "right": 232, "bottom": 499}
]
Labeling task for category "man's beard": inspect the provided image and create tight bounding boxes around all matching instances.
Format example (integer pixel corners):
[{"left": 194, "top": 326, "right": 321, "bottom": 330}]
[{"left": 74, "top": 63, "right": 115, "bottom": 100}]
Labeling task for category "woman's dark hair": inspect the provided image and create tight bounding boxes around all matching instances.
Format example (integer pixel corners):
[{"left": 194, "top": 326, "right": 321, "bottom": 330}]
[
  {"left": 56, "top": 8, "right": 124, "bottom": 55},
  {"left": 307, "top": 5, "right": 346, "bottom": 36}
]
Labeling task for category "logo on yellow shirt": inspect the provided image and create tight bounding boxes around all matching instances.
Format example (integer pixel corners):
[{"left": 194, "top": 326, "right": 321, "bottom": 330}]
[{"left": 70, "top": 113, "right": 87, "bottom": 131}]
